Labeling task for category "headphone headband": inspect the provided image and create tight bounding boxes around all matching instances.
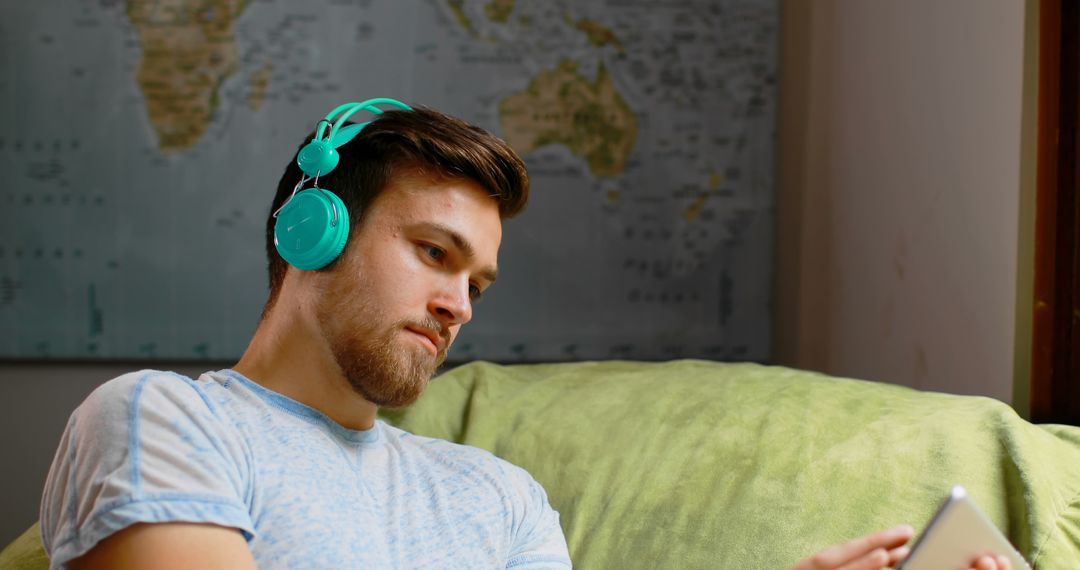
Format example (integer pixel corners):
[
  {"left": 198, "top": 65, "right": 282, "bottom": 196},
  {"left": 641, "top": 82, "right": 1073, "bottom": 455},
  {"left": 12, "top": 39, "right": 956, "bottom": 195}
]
[
  {"left": 300, "top": 98, "right": 413, "bottom": 178},
  {"left": 276, "top": 97, "right": 413, "bottom": 271}
]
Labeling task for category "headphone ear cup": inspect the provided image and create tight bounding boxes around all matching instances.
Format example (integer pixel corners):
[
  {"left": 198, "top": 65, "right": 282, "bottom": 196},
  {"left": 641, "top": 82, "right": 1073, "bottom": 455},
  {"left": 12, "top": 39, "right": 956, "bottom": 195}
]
[
  {"left": 274, "top": 188, "right": 350, "bottom": 270},
  {"left": 297, "top": 140, "right": 340, "bottom": 178}
]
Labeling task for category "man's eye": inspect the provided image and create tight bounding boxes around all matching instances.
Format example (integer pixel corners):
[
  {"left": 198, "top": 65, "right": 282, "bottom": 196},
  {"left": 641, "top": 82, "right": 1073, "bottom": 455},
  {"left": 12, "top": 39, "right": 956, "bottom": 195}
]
[
  {"left": 469, "top": 284, "right": 483, "bottom": 301},
  {"left": 423, "top": 244, "right": 446, "bottom": 261}
]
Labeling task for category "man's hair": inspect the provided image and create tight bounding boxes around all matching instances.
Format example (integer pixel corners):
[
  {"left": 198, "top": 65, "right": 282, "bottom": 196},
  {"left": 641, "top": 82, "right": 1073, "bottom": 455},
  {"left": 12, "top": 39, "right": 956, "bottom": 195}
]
[{"left": 263, "top": 106, "right": 529, "bottom": 310}]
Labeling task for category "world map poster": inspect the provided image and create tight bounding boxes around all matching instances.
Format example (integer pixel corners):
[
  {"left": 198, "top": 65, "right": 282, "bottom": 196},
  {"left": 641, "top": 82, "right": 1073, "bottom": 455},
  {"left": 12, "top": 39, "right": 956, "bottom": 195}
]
[{"left": 0, "top": 0, "right": 777, "bottom": 362}]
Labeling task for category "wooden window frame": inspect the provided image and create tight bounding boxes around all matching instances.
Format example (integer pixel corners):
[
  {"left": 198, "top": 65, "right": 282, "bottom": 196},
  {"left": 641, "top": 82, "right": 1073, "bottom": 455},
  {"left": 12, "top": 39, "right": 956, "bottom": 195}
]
[{"left": 1032, "top": 0, "right": 1080, "bottom": 424}]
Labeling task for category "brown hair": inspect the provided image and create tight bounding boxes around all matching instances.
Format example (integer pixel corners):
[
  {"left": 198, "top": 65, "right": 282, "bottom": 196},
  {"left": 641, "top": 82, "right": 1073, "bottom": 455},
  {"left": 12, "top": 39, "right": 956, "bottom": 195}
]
[{"left": 263, "top": 106, "right": 529, "bottom": 310}]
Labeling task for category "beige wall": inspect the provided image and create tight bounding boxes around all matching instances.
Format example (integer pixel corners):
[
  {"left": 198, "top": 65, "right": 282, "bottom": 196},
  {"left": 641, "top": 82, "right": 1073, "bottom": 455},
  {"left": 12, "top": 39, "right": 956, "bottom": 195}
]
[{"left": 775, "top": 0, "right": 1032, "bottom": 403}]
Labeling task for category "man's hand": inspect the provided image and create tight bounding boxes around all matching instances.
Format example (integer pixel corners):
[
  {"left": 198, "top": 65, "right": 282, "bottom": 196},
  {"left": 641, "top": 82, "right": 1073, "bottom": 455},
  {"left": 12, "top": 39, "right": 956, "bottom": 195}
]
[
  {"left": 789, "top": 525, "right": 1013, "bottom": 570},
  {"left": 790, "top": 525, "right": 913, "bottom": 570}
]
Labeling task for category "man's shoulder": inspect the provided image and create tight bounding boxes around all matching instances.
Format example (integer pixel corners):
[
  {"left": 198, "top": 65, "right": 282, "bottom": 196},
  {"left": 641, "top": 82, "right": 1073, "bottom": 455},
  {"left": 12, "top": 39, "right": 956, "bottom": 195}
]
[
  {"left": 42, "top": 369, "right": 257, "bottom": 566},
  {"left": 88, "top": 368, "right": 199, "bottom": 397},
  {"left": 74, "top": 369, "right": 218, "bottom": 427}
]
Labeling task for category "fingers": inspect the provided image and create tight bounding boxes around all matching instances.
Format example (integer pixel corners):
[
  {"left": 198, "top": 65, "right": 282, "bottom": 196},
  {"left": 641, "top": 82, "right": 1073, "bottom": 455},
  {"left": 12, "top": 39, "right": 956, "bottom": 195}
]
[
  {"left": 970, "top": 555, "right": 1012, "bottom": 570},
  {"left": 835, "top": 547, "right": 889, "bottom": 570},
  {"left": 886, "top": 545, "right": 911, "bottom": 566},
  {"left": 791, "top": 525, "right": 915, "bottom": 570},
  {"left": 834, "top": 544, "right": 909, "bottom": 570},
  {"left": 815, "top": 525, "right": 915, "bottom": 568}
]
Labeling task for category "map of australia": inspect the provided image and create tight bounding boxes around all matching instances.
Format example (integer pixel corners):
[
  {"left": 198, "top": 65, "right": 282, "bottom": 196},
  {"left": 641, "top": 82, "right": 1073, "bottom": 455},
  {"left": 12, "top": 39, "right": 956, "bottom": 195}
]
[{"left": 500, "top": 60, "right": 637, "bottom": 178}]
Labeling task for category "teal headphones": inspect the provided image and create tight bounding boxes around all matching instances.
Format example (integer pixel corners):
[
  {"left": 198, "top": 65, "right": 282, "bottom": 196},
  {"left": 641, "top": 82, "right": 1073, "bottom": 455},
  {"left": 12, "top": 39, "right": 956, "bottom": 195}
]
[{"left": 273, "top": 98, "right": 413, "bottom": 270}]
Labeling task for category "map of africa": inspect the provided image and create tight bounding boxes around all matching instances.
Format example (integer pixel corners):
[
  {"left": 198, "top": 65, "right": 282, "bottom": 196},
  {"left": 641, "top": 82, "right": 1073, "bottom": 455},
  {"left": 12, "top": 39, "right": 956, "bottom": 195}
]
[{"left": 0, "top": 0, "right": 776, "bottom": 361}]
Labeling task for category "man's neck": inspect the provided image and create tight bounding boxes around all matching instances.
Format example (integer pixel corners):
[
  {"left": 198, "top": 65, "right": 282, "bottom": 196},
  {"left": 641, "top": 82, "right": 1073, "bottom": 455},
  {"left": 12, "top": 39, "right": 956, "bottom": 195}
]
[{"left": 233, "top": 292, "right": 379, "bottom": 431}]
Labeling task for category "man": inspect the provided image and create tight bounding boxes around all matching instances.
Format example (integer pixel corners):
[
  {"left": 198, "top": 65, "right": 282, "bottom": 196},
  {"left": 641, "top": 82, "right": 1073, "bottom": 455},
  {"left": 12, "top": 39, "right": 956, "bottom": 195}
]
[
  {"left": 39, "top": 103, "right": 1011, "bottom": 570},
  {"left": 41, "top": 103, "right": 569, "bottom": 569}
]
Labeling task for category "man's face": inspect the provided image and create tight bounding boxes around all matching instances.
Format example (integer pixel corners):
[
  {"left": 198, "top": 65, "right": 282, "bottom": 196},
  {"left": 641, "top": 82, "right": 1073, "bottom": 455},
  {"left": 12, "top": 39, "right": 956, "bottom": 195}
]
[{"left": 313, "top": 170, "right": 502, "bottom": 408}]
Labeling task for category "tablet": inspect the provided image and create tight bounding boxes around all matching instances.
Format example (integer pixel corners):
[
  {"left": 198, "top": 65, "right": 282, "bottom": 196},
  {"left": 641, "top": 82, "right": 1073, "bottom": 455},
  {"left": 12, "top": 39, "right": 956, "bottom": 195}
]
[{"left": 898, "top": 486, "right": 1030, "bottom": 570}]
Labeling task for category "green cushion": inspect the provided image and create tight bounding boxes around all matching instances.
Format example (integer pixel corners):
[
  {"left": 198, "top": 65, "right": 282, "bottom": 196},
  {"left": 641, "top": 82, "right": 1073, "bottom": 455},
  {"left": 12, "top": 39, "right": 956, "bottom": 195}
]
[
  {"left": 382, "top": 360, "right": 1080, "bottom": 568},
  {"left": 0, "top": 523, "right": 48, "bottom": 570}
]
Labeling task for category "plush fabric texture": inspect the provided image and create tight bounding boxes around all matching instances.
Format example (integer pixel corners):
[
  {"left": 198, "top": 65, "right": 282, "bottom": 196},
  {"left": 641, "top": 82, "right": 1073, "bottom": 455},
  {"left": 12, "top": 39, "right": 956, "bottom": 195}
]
[
  {"left": 4, "top": 360, "right": 1080, "bottom": 569},
  {"left": 381, "top": 360, "right": 1080, "bottom": 569},
  {"left": 0, "top": 523, "right": 48, "bottom": 570}
]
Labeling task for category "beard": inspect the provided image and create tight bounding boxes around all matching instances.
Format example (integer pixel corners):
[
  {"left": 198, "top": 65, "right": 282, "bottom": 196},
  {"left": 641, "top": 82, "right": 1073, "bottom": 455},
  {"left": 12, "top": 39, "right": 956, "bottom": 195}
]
[
  {"left": 329, "top": 317, "right": 447, "bottom": 408},
  {"left": 312, "top": 259, "right": 449, "bottom": 408}
]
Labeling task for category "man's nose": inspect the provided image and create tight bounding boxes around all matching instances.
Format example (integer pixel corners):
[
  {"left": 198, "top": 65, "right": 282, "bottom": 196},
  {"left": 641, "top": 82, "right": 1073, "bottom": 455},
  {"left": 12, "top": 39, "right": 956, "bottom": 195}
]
[{"left": 428, "top": 278, "right": 473, "bottom": 327}]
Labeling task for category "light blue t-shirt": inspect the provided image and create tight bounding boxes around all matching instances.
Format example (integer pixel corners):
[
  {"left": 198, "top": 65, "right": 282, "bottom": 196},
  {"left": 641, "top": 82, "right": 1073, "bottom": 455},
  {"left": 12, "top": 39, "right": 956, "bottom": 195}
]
[{"left": 40, "top": 369, "right": 571, "bottom": 569}]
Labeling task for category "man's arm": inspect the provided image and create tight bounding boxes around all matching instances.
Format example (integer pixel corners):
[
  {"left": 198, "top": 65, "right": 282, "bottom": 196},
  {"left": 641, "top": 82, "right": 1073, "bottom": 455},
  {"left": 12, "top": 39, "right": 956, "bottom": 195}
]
[
  {"left": 41, "top": 373, "right": 256, "bottom": 567},
  {"left": 69, "top": 523, "right": 257, "bottom": 570}
]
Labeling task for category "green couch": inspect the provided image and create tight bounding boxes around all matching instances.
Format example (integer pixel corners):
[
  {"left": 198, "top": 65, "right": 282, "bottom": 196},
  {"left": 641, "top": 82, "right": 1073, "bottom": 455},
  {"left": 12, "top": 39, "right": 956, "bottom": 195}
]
[{"left": 4, "top": 360, "right": 1079, "bottom": 568}]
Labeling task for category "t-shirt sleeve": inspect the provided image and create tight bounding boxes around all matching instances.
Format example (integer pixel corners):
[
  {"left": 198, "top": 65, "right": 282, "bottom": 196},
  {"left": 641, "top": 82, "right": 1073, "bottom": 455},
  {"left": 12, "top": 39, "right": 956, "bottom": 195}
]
[
  {"left": 40, "top": 370, "right": 254, "bottom": 568},
  {"left": 502, "top": 462, "right": 573, "bottom": 569}
]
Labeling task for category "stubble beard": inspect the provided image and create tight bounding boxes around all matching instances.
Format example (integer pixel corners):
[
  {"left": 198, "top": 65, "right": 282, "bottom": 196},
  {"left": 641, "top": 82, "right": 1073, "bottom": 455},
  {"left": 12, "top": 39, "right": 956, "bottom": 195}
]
[
  {"left": 314, "top": 259, "right": 449, "bottom": 409},
  {"left": 320, "top": 297, "right": 448, "bottom": 408},
  {"left": 336, "top": 322, "right": 446, "bottom": 408}
]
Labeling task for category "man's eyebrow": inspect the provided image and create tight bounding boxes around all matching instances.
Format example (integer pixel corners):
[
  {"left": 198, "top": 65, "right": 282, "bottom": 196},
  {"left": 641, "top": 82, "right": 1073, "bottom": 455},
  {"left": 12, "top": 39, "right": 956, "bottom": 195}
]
[{"left": 417, "top": 222, "right": 499, "bottom": 283}]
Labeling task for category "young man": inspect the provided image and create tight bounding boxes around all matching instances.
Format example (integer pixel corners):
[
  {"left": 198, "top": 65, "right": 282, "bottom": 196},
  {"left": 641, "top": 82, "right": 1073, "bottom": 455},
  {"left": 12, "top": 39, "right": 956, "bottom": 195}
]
[
  {"left": 39, "top": 103, "right": 1011, "bottom": 570},
  {"left": 40, "top": 104, "right": 571, "bottom": 569}
]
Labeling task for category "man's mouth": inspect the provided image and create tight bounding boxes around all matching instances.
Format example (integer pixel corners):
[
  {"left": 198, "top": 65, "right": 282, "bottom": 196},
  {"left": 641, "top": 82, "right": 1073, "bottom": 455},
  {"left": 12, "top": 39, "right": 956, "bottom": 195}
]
[{"left": 405, "top": 326, "right": 446, "bottom": 356}]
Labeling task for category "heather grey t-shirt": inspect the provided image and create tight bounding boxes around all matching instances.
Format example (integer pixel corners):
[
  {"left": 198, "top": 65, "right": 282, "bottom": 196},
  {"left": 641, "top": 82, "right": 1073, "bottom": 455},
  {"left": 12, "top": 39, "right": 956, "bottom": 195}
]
[{"left": 40, "top": 369, "right": 571, "bottom": 569}]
